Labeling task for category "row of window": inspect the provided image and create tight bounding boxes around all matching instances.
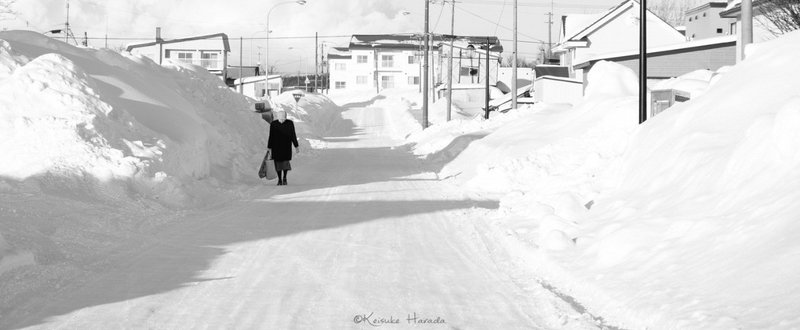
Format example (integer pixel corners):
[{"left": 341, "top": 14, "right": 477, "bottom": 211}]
[
  {"left": 166, "top": 50, "right": 222, "bottom": 69},
  {"left": 333, "top": 76, "right": 421, "bottom": 89},
  {"left": 688, "top": 12, "right": 707, "bottom": 22},
  {"left": 338, "top": 54, "right": 419, "bottom": 70}
]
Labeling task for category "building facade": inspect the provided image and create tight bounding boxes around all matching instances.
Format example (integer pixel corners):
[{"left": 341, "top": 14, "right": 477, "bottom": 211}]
[
  {"left": 685, "top": 1, "right": 738, "bottom": 40},
  {"left": 127, "top": 33, "right": 230, "bottom": 81},
  {"left": 553, "top": 0, "right": 686, "bottom": 80},
  {"left": 328, "top": 34, "right": 503, "bottom": 93}
]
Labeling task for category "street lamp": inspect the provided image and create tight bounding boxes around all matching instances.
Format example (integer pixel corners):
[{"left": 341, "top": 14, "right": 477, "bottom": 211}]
[{"left": 266, "top": 0, "right": 306, "bottom": 77}]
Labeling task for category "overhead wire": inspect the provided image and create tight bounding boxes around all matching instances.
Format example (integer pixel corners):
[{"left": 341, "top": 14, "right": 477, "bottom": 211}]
[
  {"left": 494, "top": 0, "right": 508, "bottom": 36},
  {"left": 454, "top": 5, "right": 546, "bottom": 42}
]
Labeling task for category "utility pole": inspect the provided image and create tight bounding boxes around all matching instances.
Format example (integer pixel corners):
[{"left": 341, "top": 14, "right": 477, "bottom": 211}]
[
  {"left": 446, "top": 0, "right": 455, "bottom": 122},
  {"left": 484, "top": 37, "right": 490, "bottom": 120},
  {"left": 65, "top": 0, "right": 70, "bottom": 43},
  {"left": 547, "top": 0, "right": 554, "bottom": 61},
  {"left": 423, "top": 0, "right": 430, "bottom": 129},
  {"left": 639, "top": 0, "right": 647, "bottom": 124},
  {"left": 511, "top": 0, "right": 518, "bottom": 110},
  {"left": 239, "top": 36, "right": 244, "bottom": 94},
  {"left": 82, "top": 32, "right": 88, "bottom": 47},
  {"left": 741, "top": 0, "right": 753, "bottom": 61},
  {"left": 315, "top": 32, "right": 319, "bottom": 92}
]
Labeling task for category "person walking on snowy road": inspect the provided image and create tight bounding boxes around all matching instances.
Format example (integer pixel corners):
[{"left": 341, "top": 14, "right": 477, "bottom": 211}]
[{"left": 268, "top": 110, "right": 299, "bottom": 186}]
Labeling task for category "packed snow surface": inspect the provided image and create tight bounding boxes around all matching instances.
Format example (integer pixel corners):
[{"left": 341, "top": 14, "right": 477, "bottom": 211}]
[{"left": 0, "top": 34, "right": 599, "bottom": 328}]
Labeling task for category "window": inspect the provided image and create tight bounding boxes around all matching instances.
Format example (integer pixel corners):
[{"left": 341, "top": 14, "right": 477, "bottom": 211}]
[
  {"left": 335, "top": 63, "right": 346, "bottom": 71},
  {"left": 381, "top": 76, "right": 395, "bottom": 89},
  {"left": 408, "top": 55, "right": 418, "bottom": 64},
  {"left": 201, "top": 52, "right": 220, "bottom": 69},
  {"left": 335, "top": 81, "right": 346, "bottom": 89},
  {"left": 703, "top": 13, "right": 707, "bottom": 17},
  {"left": 171, "top": 51, "right": 194, "bottom": 64},
  {"left": 356, "top": 76, "right": 368, "bottom": 85},
  {"left": 381, "top": 55, "right": 394, "bottom": 68},
  {"left": 689, "top": 17, "right": 692, "bottom": 22},
  {"left": 408, "top": 76, "right": 420, "bottom": 85},
  {"left": 357, "top": 55, "right": 368, "bottom": 64},
  {"left": 716, "top": 28, "right": 723, "bottom": 34}
]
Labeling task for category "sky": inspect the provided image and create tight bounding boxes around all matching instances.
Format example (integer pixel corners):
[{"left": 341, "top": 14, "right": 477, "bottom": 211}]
[{"left": 3, "top": 0, "right": 623, "bottom": 74}]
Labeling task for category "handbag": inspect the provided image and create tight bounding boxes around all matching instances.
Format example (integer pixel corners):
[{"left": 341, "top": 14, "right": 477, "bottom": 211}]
[{"left": 258, "top": 150, "right": 278, "bottom": 180}]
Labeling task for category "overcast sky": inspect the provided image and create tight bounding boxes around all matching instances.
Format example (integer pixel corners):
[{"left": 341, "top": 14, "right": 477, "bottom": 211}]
[{"left": 5, "top": 0, "right": 622, "bottom": 73}]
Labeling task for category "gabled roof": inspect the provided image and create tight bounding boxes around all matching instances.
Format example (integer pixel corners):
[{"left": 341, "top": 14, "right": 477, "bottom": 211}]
[
  {"left": 556, "top": 0, "right": 681, "bottom": 50},
  {"left": 126, "top": 33, "right": 231, "bottom": 52}
]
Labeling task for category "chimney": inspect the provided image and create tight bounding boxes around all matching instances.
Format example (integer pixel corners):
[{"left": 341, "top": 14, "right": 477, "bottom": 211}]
[{"left": 156, "top": 27, "right": 163, "bottom": 42}]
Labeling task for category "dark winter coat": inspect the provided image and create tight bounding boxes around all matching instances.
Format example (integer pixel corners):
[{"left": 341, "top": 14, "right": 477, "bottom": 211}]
[{"left": 268, "top": 120, "right": 299, "bottom": 161}]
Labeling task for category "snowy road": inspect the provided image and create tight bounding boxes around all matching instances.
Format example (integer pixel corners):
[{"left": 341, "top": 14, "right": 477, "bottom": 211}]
[{"left": 5, "top": 104, "right": 592, "bottom": 329}]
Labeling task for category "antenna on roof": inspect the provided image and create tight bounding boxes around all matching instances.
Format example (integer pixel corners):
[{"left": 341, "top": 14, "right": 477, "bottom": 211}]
[{"left": 64, "top": 0, "right": 78, "bottom": 45}]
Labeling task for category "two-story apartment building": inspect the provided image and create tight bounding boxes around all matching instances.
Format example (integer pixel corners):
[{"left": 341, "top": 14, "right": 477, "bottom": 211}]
[
  {"left": 126, "top": 32, "right": 230, "bottom": 81},
  {"left": 328, "top": 34, "right": 433, "bottom": 92},
  {"left": 685, "top": 1, "right": 738, "bottom": 40},
  {"left": 328, "top": 34, "right": 504, "bottom": 93}
]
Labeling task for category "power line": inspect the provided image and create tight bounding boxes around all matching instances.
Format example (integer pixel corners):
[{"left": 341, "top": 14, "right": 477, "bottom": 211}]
[
  {"left": 83, "top": 34, "right": 351, "bottom": 41},
  {"left": 494, "top": 0, "right": 508, "bottom": 35},
  {"left": 458, "top": 0, "right": 612, "bottom": 9},
  {"left": 455, "top": 6, "right": 546, "bottom": 42}
]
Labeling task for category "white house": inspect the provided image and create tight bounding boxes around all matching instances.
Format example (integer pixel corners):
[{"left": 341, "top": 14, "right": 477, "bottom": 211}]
[
  {"left": 234, "top": 75, "right": 283, "bottom": 100},
  {"left": 438, "top": 36, "right": 504, "bottom": 87},
  {"left": 685, "top": 1, "right": 738, "bottom": 40},
  {"left": 328, "top": 34, "right": 433, "bottom": 92},
  {"left": 127, "top": 32, "right": 230, "bottom": 81},
  {"left": 328, "top": 34, "right": 503, "bottom": 93},
  {"left": 552, "top": 0, "right": 687, "bottom": 80}
]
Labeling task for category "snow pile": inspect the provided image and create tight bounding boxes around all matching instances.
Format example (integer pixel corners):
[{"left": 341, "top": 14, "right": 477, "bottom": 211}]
[
  {"left": 0, "top": 31, "right": 277, "bottom": 206},
  {"left": 652, "top": 68, "right": 717, "bottom": 98},
  {"left": 549, "top": 31, "right": 800, "bottom": 329},
  {"left": 421, "top": 31, "right": 800, "bottom": 328},
  {"left": 272, "top": 90, "right": 343, "bottom": 142},
  {"left": 433, "top": 61, "right": 640, "bottom": 202}
]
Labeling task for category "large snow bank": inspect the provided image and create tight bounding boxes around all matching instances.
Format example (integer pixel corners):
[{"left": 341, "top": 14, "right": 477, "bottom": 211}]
[
  {"left": 550, "top": 30, "right": 800, "bottom": 329},
  {"left": 429, "top": 31, "right": 800, "bottom": 328},
  {"left": 0, "top": 31, "right": 291, "bottom": 206},
  {"left": 432, "top": 61, "right": 640, "bottom": 202}
]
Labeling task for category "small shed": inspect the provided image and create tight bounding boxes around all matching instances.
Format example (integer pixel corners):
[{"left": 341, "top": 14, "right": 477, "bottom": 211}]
[
  {"left": 234, "top": 75, "right": 283, "bottom": 100},
  {"left": 650, "top": 89, "right": 690, "bottom": 117},
  {"left": 533, "top": 76, "right": 583, "bottom": 105}
]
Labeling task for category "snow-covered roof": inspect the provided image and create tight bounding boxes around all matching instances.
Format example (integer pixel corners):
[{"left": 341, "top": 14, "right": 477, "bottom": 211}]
[
  {"left": 327, "top": 47, "right": 351, "bottom": 60},
  {"left": 126, "top": 33, "right": 231, "bottom": 52},
  {"left": 574, "top": 34, "right": 737, "bottom": 68},
  {"left": 560, "top": 12, "right": 613, "bottom": 43},
  {"left": 233, "top": 74, "right": 282, "bottom": 85},
  {"left": 555, "top": 0, "right": 683, "bottom": 53},
  {"left": 720, "top": 0, "right": 766, "bottom": 17},
  {"left": 348, "top": 34, "right": 503, "bottom": 53}
]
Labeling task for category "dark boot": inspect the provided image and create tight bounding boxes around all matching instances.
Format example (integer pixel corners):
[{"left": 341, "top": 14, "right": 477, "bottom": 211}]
[{"left": 277, "top": 178, "right": 283, "bottom": 186}]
